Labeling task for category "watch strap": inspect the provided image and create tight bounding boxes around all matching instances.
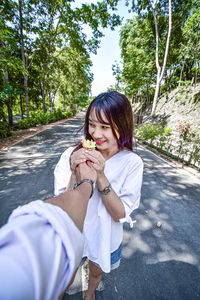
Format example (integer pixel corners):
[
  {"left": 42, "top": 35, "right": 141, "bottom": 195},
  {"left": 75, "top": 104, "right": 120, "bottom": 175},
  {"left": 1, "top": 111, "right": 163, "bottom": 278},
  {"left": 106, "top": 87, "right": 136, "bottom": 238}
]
[
  {"left": 98, "top": 184, "right": 111, "bottom": 195},
  {"left": 72, "top": 179, "right": 94, "bottom": 198}
]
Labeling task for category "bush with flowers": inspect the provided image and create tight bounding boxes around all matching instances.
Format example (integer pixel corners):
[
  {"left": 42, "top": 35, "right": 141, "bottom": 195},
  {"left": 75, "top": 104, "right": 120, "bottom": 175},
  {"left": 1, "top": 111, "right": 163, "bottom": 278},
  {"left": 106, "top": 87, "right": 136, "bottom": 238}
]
[{"left": 136, "top": 120, "right": 200, "bottom": 170}]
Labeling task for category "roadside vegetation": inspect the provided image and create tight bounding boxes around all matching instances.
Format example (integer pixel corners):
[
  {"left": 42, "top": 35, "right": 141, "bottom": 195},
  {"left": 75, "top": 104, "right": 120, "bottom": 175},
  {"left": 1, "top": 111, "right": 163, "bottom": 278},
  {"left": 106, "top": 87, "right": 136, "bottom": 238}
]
[
  {"left": 110, "top": 0, "right": 200, "bottom": 170},
  {"left": 0, "top": 0, "right": 121, "bottom": 137},
  {"left": 135, "top": 117, "right": 200, "bottom": 170},
  {"left": 1, "top": 0, "right": 199, "bottom": 169}
]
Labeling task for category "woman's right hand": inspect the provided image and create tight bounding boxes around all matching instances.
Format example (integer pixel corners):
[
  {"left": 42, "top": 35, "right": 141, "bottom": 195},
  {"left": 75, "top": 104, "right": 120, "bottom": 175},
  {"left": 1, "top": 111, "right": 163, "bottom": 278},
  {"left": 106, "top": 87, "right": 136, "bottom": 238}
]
[{"left": 70, "top": 148, "right": 87, "bottom": 171}]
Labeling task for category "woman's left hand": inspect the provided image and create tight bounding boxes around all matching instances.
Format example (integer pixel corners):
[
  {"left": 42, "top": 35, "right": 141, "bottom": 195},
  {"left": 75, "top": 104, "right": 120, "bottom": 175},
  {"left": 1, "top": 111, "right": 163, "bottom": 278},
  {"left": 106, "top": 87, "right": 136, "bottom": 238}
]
[{"left": 84, "top": 150, "right": 105, "bottom": 177}]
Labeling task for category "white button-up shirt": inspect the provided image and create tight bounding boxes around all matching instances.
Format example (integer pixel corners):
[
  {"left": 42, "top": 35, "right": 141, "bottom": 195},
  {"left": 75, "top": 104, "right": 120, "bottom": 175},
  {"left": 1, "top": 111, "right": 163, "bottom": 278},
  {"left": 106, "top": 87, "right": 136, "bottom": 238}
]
[{"left": 54, "top": 147, "right": 143, "bottom": 272}]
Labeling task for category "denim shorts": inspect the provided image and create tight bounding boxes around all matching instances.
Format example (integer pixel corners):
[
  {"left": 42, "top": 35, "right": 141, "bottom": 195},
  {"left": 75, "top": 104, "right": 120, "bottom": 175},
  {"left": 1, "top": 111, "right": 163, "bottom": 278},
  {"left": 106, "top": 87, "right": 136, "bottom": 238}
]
[{"left": 80, "top": 243, "right": 122, "bottom": 271}]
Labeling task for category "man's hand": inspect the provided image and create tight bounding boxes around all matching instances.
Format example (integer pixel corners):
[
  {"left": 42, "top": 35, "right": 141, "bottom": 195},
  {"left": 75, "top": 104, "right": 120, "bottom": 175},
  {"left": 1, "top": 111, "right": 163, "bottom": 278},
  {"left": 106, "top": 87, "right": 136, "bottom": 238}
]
[{"left": 75, "top": 162, "right": 97, "bottom": 183}]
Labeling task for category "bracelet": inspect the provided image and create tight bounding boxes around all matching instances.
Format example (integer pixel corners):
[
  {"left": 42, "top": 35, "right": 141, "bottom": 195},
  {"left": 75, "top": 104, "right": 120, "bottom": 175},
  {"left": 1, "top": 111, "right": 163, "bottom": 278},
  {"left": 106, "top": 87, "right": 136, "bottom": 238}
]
[
  {"left": 98, "top": 184, "right": 111, "bottom": 195},
  {"left": 72, "top": 179, "right": 94, "bottom": 198}
]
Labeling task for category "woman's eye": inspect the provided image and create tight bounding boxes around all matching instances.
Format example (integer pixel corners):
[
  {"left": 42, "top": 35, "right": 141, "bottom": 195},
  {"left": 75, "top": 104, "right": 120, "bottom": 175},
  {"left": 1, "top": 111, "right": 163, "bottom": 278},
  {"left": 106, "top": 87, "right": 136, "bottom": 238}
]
[
  {"left": 89, "top": 123, "right": 95, "bottom": 128},
  {"left": 102, "top": 125, "right": 109, "bottom": 129}
]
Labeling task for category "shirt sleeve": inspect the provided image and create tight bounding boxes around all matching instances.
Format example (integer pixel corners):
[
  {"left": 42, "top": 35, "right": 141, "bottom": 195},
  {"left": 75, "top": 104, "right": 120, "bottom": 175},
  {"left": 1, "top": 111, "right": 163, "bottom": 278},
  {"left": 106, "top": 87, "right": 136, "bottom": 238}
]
[
  {"left": 0, "top": 200, "right": 84, "bottom": 300},
  {"left": 54, "top": 147, "right": 74, "bottom": 196},
  {"left": 118, "top": 155, "right": 143, "bottom": 227}
]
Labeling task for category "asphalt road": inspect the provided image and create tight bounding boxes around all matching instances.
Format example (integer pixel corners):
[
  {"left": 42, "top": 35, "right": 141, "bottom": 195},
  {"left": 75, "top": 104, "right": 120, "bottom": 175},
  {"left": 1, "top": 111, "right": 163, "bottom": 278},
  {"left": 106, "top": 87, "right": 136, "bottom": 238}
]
[{"left": 0, "top": 113, "right": 200, "bottom": 300}]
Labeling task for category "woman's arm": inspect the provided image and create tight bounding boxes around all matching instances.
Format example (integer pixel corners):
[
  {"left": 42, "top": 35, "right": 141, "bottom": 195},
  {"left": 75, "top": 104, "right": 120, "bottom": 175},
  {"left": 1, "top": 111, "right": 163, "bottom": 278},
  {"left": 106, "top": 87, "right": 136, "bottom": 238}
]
[
  {"left": 97, "top": 174, "right": 125, "bottom": 222},
  {"left": 84, "top": 150, "right": 125, "bottom": 222},
  {"left": 84, "top": 150, "right": 143, "bottom": 223}
]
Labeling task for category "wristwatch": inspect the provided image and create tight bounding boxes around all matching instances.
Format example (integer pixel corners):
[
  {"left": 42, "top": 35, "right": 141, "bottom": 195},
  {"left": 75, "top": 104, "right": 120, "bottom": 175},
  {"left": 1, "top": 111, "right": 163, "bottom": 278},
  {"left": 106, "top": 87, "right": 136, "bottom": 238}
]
[
  {"left": 72, "top": 179, "right": 94, "bottom": 198},
  {"left": 98, "top": 184, "right": 111, "bottom": 195}
]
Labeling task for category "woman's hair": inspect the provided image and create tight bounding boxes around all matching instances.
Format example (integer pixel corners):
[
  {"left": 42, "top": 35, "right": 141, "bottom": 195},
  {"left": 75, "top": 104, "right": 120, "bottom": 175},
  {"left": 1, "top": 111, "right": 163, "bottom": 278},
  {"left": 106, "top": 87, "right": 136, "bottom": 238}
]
[{"left": 84, "top": 91, "right": 134, "bottom": 151}]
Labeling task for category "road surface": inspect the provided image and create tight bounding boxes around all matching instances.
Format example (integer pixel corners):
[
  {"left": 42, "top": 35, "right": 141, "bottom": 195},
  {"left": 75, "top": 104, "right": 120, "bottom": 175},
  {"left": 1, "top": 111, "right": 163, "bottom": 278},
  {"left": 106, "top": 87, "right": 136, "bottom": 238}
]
[{"left": 0, "top": 113, "right": 200, "bottom": 300}]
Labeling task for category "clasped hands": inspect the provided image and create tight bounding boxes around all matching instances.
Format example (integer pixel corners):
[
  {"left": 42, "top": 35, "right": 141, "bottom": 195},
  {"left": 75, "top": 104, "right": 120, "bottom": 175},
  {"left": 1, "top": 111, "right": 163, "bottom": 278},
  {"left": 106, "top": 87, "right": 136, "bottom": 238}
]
[{"left": 71, "top": 148, "right": 105, "bottom": 180}]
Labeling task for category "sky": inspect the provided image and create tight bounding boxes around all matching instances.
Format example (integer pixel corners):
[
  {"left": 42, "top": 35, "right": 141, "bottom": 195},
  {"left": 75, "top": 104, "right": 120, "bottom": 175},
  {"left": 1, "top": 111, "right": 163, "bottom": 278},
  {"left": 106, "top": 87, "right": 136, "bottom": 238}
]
[{"left": 83, "top": 1, "right": 134, "bottom": 96}]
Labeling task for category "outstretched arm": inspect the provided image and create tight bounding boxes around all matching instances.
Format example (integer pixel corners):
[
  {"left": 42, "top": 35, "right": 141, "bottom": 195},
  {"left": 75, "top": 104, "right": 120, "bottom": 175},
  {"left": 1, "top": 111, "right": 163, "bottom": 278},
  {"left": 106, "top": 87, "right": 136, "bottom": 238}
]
[
  {"left": 0, "top": 162, "right": 97, "bottom": 300},
  {"left": 46, "top": 162, "right": 97, "bottom": 231}
]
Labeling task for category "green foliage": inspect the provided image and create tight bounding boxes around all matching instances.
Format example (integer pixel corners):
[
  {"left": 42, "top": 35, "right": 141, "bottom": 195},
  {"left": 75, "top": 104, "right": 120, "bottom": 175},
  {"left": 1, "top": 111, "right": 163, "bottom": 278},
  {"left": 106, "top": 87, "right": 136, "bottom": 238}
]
[
  {"left": 136, "top": 123, "right": 163, "bottom": 142},
  {"left": 17, "top": 109, "right": 74, "bottom": 130},
  {"left": 178, "top": 80, "right": 192, "bottom": 87},
  {"left": 17, "top": 118, "right": 36, "bottom": 130},
  {"left": 114, "top": 0, "right": 196, "bottom": 113},
  {"left": 180, "top": 2, "right": 200, "bottom": 62},
  {"left": 137, "top": 118, "right": 200, "bottom": 169},
  {"left": 119, "top": 17, "right": 156, "bottom": 99},
  {"left": 0, "top": 0, "right": 121, "bottom": 127},
  {"left": 0, "top": 121, "right": 11, "bottom": 138},
  {"left": 163, "top": 126, "right": 172, "bottom": 136}
]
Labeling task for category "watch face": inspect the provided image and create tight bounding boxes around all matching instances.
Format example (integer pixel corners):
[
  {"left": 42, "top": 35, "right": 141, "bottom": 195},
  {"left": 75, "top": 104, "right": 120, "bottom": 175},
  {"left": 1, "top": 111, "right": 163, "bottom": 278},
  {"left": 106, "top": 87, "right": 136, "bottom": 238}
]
[{"left": 102, "top": 185, "right": 111, "bottom": 195}]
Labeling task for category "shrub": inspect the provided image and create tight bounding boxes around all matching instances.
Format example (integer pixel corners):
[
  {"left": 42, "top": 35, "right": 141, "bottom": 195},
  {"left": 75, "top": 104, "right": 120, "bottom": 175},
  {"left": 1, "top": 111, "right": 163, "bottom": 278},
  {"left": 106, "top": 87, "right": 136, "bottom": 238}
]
[
  {"left": 0, "top": 121, "right": 11, "bottom": 138},
  {"left": 163, "top": 126, "right": 172, "bottom": 136},
  {"left": 17, "top": 109, "right": 76, "bottom": 130},
  {"left": 48, "top": 112, "right": 57, "bottom": 123},
  {"left": 136, "top": 123, "right": 164, "bottom": 143},
  {"left": 11, "top": 107, "right": 77, "bottom": 133},
  {"left": 177, "top": 120, "right": 192, "bottom": 141},
  {"left": 18, "top": 118, "right": 36, "bottom": 129}
]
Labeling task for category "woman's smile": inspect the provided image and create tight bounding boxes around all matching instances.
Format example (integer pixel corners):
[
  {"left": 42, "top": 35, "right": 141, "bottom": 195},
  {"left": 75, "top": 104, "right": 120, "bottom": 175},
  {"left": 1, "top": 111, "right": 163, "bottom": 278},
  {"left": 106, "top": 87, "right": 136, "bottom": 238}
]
[{"left": 95, "top": 140, "right": 105, "bottom": 145}]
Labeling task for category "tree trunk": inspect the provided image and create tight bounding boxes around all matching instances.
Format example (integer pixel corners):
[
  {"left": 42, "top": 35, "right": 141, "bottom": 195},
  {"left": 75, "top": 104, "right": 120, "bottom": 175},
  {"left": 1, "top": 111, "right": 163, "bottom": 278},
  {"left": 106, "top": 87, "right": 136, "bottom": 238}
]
[
  {"left": 152, "top": 69, "right": 161, "bottom": 115},
  {"left": 40, "top": 80, "right": 47, "bottom": 113},
  {"left": 179, "top": 62, "right": 185, "bottom": 86},
  {"left": 49, "top": 92, "right": 54, "bottom": 111},
  {"left": 3, "top": 69, "right": 13, "bottom": 127},
  {"left": 0, "top": 40, "right": 13, "bottom": 126},
  {"left": 20, "top": 94, "right": 24, "bottom": 119},
  {"left": 18, "top": 0, "right": 29, "bottom": 116},
  {"left": 6, "top": 98, "right": 13, "bottom": 128},
  {"left": 195, "top": 61, "right": 198, "bottom": 84},
  {"left": 151, "top": 0, "right": 172, "bottom": 116}
]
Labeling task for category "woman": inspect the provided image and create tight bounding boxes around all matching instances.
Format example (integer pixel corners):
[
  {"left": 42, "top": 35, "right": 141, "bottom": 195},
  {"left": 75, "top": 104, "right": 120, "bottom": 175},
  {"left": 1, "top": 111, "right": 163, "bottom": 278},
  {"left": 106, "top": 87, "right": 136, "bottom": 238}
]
[{"left": 54, "top": 91, "right": 143, "bottom": 300}]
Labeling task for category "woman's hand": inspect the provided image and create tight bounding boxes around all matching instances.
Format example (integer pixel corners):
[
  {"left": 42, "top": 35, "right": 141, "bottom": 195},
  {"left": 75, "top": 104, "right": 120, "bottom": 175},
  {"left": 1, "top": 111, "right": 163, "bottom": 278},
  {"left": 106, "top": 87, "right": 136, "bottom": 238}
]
[
  {"left": 84, "top": 150, "right": 106, "bottom": 178},
  {"left": 70, "top": 148, "right": 87, "bottom": 172}
]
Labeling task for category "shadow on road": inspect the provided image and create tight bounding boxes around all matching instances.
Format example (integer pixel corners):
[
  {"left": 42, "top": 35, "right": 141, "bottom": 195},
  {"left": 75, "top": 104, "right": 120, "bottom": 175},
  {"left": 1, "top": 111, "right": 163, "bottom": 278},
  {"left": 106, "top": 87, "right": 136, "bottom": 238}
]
[
  {"left": 112, "top": 147, "right": 200, "bottom": 300},
  {"left": 1, "top": 115, "right": 200, "bottom": 300},
  {"left": 0, "top": 116, "right": 84, "bottom": 227},
  {"left": 64, "top": 146, "right": 200, "bottom": 300}
]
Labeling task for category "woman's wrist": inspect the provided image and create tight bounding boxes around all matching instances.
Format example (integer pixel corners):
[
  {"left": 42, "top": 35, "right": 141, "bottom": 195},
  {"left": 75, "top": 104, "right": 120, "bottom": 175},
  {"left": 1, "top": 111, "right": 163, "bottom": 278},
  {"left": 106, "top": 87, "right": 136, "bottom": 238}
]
[
  {"left": 98, "top": 184, "right": 112, "bottom": 195},
  {"left": 97, "top": 174, "right": 110, "bottom": 192}
]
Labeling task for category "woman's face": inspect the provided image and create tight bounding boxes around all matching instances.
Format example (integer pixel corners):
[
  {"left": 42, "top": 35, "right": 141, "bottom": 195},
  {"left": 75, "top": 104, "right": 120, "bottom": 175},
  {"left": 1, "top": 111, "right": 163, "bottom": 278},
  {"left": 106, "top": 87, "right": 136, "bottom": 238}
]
[{"left": 88, "top": 109, "right": 119, "bottom": 152}]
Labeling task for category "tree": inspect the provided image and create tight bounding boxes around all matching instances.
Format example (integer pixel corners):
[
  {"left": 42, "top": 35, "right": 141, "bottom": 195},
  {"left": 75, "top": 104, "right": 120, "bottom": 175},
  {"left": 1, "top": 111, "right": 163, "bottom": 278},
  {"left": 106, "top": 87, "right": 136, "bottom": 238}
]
[
  {"left": 180, "top": 0, "right": 200, "bottom": 84},
  {"left": 112, "top": 62, "right": 123, "bottom": 90},
  {"left": 151, "top": 0, "right": 172, "bottom": 115},
  {"left": 0, "top": 0, "right": 24, "bottom": 126},
  {"left": 57, "top": 49, "right": 92, "bottom": 110},
  {"left": 18, "top": 0, "right": 29, "bottom": 116},
  {"left": 22, "top": 0, "right": 121, "bottom": 112},
  {"left": 1, "top": 0, "right": 121, "bottom": 125},
  {"left": 130, "top": 0, "right": 193, "bottom": 115},
  {"left": 118, "top": 17, "right": 156, "bottom": 109}
]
